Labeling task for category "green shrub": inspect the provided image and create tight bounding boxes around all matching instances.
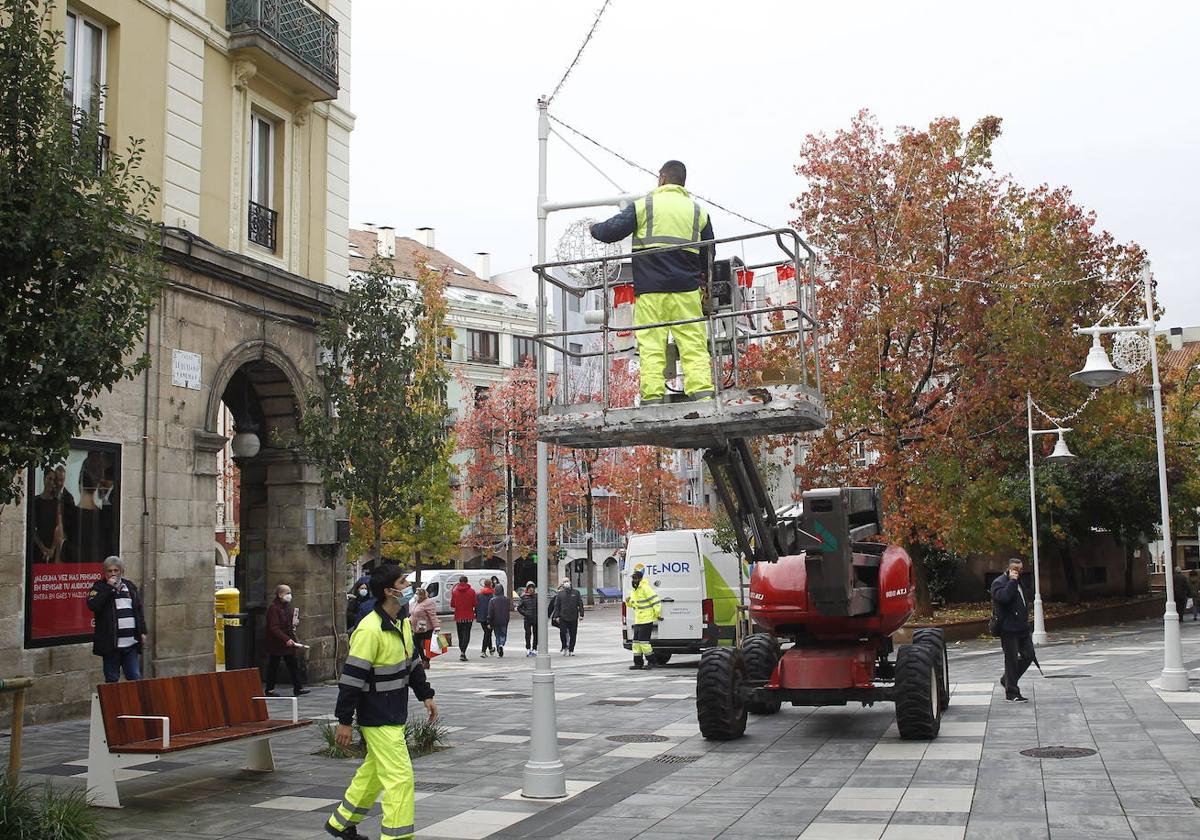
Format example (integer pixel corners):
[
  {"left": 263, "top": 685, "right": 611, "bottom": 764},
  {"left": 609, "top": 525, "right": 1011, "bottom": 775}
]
[
  {"left": 314, "top": 718, "right": 450, "bottom": 759},
  {"left": 406, "top": 719, "right": 450, "bottom": 756},
  {"left": 0, "top": 774, "right": 108, "bottom": 840}
]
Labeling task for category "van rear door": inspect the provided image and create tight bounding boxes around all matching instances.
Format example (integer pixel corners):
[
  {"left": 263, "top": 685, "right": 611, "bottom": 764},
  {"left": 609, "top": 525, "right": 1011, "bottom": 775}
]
[{"left": 626, "top": 531, "right": 703, "bottom": 645}]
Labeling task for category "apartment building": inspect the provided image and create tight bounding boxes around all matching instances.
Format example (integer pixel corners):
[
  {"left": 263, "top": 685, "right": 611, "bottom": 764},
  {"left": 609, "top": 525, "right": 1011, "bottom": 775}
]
[{"left": 3, "top": 0, "right": 354, "bottom": 725}]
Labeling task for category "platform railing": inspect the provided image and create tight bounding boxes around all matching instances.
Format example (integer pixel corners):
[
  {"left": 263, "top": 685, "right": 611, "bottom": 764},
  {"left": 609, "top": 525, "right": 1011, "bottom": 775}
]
[{"left": 532, "top": 227, "right": 821, "bottom": 414}]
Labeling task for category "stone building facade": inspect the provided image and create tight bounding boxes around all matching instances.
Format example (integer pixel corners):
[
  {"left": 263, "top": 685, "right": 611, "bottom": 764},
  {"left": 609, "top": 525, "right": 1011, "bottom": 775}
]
[{"left": 1, "top": 0, "right": 354, "bottom": 726}]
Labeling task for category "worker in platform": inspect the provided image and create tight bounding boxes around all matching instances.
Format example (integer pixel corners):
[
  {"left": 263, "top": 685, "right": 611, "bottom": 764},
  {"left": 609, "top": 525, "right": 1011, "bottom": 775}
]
[
  {"left": 325, "top": 564, "right": 437, "bottom": 840},
  {"left": 591, "top": 160, "right": 715, "bottom": 404},
  {"left": 625, "top": 566, "right": 663, "bottom": 670}
]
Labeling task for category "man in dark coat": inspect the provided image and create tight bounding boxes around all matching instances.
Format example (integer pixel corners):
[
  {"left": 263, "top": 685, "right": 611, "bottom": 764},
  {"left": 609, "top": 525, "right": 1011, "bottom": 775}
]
[
  {"left": 991, "top": 558, "right": 1034, "bottom": 702},
  {"left": 86, "top": 555, "right": 147, "bottom": 683},
  {"left": 551, "top": 580, "right": 585, "bottom": 656},
  {"left": 265, "top": 583, "right": 310, "bottom": 697}
]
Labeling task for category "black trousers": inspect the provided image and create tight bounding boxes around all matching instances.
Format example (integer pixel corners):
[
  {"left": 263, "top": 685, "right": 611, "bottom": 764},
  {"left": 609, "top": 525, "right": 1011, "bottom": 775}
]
[
  {"left": 266, "top": 654, "right": 301, "bottom": 692},
  {"left": 1000, "top": 632, "right": 1035, "bottom": 698},
  {"left": 456, "top": 621, "right": 473, "bottom": 654},
  {"left": 480, "top": 622, "right": 493, "bottom": 653},
  {"left": 524, "top": 617, "right": 537, "bottom": 650},
  {"left": 413, "top": 630, "right": 433, "bottom": 665},
  {"left": 559, "top": 620, "right": 578, "bottom": 652}
]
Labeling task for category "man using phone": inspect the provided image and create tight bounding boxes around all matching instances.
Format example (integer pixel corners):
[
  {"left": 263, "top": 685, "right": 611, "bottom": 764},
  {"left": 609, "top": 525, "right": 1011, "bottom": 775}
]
[{"left": 990, "top": 558, "right": 1034, "bottom": 702}]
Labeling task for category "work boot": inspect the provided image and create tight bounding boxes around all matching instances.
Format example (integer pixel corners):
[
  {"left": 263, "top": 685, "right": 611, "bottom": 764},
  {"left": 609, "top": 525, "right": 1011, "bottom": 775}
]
[
  {"left": 325, "top": 821, "right": 366, "bottom": 839},
  {"left": 629, "top": 657, "right": 644, "bottom": 671},
  {"left": 644, "top": 658, "right": 657, "bottom": 671}
]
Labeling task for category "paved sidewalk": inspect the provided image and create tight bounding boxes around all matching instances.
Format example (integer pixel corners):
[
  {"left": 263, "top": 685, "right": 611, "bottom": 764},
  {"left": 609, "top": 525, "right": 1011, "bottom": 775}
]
[{"left": 11, "top": 610, "right": 1200, "bottom": 838}]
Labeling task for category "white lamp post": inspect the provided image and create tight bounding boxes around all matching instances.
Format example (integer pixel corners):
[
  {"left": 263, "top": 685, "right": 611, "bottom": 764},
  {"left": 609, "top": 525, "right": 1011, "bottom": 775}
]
[
  {"left": 1070, "top": 268, "right": 1187, "bottom": 691},
  {"left": 1026, "top": 392, "right": 1075, "bottom": 645}
]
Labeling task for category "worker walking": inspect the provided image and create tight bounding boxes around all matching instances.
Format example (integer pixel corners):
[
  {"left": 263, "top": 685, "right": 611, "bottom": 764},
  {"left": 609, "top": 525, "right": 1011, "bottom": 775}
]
[
  {"left": 625, "top": 566, "right": 662, "bottom": 670},
  {"left": 325, "top": 564, "right": 437, "bottom": 840},
  {"left": 591, "top": 160, "right": 715, "bottom": 404}
]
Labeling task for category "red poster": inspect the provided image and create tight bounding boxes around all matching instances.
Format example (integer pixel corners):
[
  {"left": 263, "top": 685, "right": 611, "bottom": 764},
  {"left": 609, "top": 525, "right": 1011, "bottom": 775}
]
[{"left": 29, "top": 563, "right": 103, "bottom": 641}]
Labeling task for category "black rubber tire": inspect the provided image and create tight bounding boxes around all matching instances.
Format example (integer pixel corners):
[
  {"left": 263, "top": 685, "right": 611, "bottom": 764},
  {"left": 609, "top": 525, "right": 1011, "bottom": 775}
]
[
  {"left": 913, "top": 629, "right": 950, "bottom": 712},
  {"left": 741, "top": 634, "right": 782, "bottom": 715},
  {"left": 649, "top": 651, "right": 672, "bottom": 666},
  {"left": 696, "top": 648, "right": 748, "bottom": 740},
  {"left": 894, "top": 643, "right": 942, "bottom": 740}
]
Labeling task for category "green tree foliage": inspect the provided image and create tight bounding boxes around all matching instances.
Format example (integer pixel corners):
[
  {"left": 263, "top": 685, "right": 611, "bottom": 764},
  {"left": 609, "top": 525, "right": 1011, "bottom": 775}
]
[
  {"left": 0, "top": 0, "right": 159, "bottom": 504},
  {"left": 300, "top": 256, "right": 455, "bottom": 563}
]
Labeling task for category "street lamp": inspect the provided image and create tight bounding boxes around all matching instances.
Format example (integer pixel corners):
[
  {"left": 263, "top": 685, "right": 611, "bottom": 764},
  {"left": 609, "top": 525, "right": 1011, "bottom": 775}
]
[
  {"left": 1070, "top": 268, "right": 1187, "bottom": 691},
  {"left": 1026, "top": 392, "right": 1076, "bottom": 645}
]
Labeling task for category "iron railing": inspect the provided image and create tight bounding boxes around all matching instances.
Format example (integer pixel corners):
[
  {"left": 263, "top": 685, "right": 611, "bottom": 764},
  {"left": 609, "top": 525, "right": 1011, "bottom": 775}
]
[
  {"left": 227, "top": 0, "right": 339, "bottom": 91},
  {"left": 247, "top": 200, "right": 277, "bottom": 251}
]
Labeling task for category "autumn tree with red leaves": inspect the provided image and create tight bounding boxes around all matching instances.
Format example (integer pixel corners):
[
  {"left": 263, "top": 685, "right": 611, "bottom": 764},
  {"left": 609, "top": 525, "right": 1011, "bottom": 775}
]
[{"left": 791, "top": 111, "right": 1146, "bottom": 609}]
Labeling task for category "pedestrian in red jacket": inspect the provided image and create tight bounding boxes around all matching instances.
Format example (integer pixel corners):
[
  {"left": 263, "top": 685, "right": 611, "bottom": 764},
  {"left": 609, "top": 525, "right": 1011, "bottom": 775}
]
[
  {"left": 450, "top": 576, "right": 477, "bottom": 662},
  {"left": 265, "top": 583, "right": 310, "bottom": 697}
]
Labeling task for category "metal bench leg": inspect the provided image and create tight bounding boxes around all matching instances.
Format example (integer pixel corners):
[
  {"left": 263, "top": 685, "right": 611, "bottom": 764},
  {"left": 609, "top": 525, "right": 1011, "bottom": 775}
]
[
  {"left": 86, "top": 694, "right": 121, "bottom": 808},
  {"left": 244, "top": 738, "right": 274, "bottom": 772}
]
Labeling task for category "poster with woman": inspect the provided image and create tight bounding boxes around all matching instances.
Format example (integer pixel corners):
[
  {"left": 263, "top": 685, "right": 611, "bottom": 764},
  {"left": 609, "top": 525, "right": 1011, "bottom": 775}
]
[{"left": 24, "top": 440, "right": 121, "bottom": 647}]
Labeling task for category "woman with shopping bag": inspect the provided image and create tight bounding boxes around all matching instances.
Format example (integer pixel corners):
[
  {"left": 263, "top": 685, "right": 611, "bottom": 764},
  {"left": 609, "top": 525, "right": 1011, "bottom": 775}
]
[{"left": 410, "top": 587, "right": 441, "bottom": 667}]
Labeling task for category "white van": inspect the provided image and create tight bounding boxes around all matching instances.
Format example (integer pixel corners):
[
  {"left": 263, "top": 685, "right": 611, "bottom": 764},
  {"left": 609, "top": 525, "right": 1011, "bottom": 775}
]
[
  {"left": 411, "top": 570, "right": 509, "bottom": 619},
  {"left": 621, "top": 529, "right": 749, "bottom": 663}
]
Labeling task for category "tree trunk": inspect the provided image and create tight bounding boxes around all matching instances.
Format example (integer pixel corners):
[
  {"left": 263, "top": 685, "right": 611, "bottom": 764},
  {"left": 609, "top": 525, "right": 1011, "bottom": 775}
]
[
  {"left": 1060, "top": 544, "right": 1080, "bottom": 606},
  {"left": 415, "top": 549, "right": 423, "bottom": 586},
  {"left": 909, "top": 541, "right": 934, "bottom": 619},
  {"left": 373, "top": 517, "right": 383, "bottom": 565},
  {"left": 1124, "top": 541, "right": 1135, "bottom": 598},
  {"left": 585, "top": 488, "right": 595, "bottom": 606}
]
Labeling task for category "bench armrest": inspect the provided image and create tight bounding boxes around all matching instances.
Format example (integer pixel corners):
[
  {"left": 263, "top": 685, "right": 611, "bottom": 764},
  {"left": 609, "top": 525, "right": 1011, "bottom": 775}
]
[
  {"left": 118, "top": 715, "right": 170, "bottom": 748},
  {"left": 252, "top": 696, "right": 299, "bottom": 723}
]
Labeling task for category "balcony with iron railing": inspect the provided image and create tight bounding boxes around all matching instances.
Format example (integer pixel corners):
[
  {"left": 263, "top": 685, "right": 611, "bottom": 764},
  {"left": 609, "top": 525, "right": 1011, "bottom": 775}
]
[
  {"left": 247, "top": 200, "right": 277, "bottom": 251},
  {"left": 227, "top": 0, "right": 339, "bottom": 101}
]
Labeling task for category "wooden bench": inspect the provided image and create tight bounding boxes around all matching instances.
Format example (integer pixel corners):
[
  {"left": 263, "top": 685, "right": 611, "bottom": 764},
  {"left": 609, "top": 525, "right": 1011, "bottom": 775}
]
[{"left": 86, "top": 668, "right": 311, "bottom": 808}]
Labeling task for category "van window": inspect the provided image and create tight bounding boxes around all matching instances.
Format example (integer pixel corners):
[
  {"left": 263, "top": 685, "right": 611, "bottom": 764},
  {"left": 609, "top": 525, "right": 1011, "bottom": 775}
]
[{"left": 426, "top": 582, "right": 439, "bottom": 597}]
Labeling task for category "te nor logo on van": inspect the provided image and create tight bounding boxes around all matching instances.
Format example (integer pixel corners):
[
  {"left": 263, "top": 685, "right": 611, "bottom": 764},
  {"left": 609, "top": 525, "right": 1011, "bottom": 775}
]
[{"left": 642, "top": 562, "right": 692, "bottom": 575}]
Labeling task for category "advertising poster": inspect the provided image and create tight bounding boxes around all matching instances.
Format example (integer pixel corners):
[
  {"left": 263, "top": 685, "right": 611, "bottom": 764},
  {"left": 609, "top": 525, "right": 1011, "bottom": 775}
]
[{"left": 24, "top": 440, "right": 121, "bottom": 648}]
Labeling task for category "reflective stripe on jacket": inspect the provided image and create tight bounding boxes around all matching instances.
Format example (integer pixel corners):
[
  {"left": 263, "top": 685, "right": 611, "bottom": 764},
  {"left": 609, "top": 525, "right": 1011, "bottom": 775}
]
[
  {"left": 590, "top": 184, "right": 714, "bottom": 296},
  {"left": 335, "top": 605, "right": 434, "bottom": 727},
  {"left": 625, "top": 579, "right": 661, "bottom": 625}
]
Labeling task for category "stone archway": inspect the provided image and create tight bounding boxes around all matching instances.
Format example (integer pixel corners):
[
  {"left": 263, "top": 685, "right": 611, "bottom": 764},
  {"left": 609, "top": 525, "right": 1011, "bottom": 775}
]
[{"left": 204, "top": 344, "right": 335, "bottom": 681}]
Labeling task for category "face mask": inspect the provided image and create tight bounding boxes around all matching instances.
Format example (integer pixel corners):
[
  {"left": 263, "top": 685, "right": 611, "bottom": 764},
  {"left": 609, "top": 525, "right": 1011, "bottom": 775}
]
[
  {"left": 282, "top": 593, "right": 292, "bottom": 603},
  {"left": 401, "top": 586, "right": 413, "bottom": 600},
  {"left": 358, "top": 587, "right": 369, "bottom": 598}
]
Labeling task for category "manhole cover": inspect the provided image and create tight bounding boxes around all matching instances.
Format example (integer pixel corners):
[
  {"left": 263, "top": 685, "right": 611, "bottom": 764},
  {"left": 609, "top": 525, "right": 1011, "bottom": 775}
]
[
  {"left": 592, "top": 700, "right": 641, "bottom": 706},
  {"left": 488, "top": 693, "right": 529, "bottom": 700},
  {"left": 1020, "top": 746, "right": 1097, "bottom": 759},
  {"left": 1042, "top": 674, "right": 1092, "bottom": 679},
  {"left": 653, "top": 754, "right": 701, "bottom": 764},
  {"left": 606, "top": 734, "right": 670, "bottom": 743},
  {"left": 415, "top": 781, "right": 457, "bottom": 792}
]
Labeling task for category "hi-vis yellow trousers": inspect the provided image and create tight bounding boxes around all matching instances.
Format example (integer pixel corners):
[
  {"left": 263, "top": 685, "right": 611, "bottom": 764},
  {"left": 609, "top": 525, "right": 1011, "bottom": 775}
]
[
  {"left": 633, "top": 289, "right": 714, "bottom": 401},
  {"left": 327, "top": 725, "right": 414, "bottom": 839}
]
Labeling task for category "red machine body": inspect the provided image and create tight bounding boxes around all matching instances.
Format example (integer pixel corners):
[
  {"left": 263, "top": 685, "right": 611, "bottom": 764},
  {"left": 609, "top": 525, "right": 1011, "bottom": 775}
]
[{"left": 750, "top": 546, "right": 915, "bottom": 690}]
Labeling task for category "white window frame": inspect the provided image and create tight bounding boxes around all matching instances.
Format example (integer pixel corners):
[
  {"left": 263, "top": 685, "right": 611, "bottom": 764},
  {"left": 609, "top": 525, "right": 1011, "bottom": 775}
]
[
  {"left": 249, "top": 113, "right": 274, "bottom": 211},
  {"left": 64, "top": 8, "right": 107, "bottom": 123}
]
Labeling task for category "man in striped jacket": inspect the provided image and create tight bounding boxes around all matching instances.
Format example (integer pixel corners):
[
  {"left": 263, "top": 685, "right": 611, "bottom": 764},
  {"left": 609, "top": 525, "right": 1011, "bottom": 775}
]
[
  {"left": 86, "top": 555, "right": 147, "bottom": 683},
  {"left": 325, "top": 564, "right": 437, "bottom": 840}
]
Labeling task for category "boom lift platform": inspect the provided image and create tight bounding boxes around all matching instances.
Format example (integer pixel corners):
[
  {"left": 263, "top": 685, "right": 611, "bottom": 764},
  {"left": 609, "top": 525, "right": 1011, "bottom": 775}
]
[{"left": 533, "top": 226, "right": 947, "bottom": 742}]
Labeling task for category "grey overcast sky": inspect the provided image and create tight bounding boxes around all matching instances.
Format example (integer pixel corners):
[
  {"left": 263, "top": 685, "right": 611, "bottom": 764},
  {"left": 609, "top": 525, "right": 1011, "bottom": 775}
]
[{"left": 349, "top": 1, "right": 1199, "bottom": 325}]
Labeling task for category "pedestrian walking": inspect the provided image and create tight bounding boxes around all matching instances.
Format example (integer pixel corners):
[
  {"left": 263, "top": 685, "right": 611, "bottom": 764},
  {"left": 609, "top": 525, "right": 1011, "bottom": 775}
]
[
  {"left": 551, "top": 579, "right": 584, "bottom": 656},
  {"left": 86, "top": 555, "right": 147, "bottom": 683},
  {"left": 346, "top": 575, "right": 371, "bottom": 631},
  {"left": 476, "top": 578, "right": 495, "bottom": 657},
  {"left": 409, "top": 587, "right": 441, "bottom": 667},
  {"left": 518, "top": 583, "right": 538, "bottom": 657},
  {"left": 450, "top": 576, "right": 477, "bottom": 662},
  {"left": 488, "top": 583, "right": 510, "bottom": 657},
  {"left": 624, "top": 566, "right": 662, "bottom": 670},
  {"left": 1173, "top": 567, "right": 1193, "bottom": 622},
  {"left": 991, "top": 558, "right": 1035, "bottom": 702},
  {"left": 324, "top": 564, "right": 436, "bottom": 840},
  {"left": 265, "top": 583, "right": 310, "bottom": 697}
]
